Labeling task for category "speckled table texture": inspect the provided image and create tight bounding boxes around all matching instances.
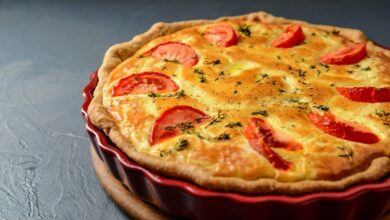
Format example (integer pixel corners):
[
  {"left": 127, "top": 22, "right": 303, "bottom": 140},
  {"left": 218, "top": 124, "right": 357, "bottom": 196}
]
[{"left": 0, "top": 0, "right": 389, "bottom": 219}]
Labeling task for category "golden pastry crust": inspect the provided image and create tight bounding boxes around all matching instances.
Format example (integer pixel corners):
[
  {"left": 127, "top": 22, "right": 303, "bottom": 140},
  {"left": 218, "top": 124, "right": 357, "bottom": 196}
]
[{"left": 88, "top": 11, "right": 390, "bottom": 194}]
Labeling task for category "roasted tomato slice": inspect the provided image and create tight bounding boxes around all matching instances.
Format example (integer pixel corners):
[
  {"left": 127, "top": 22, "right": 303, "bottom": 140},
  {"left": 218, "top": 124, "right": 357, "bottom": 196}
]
[
  {"left": 144, "top": 42, "right": 199, "bottom": 67},
  {"left": 150, "top": 105, "right": 211, "bottom": 145},
  {"left": 320, "top": 43, "right": 366, "bottom": 65},
  {"left": 272, "top": 24, "right": 305, "bottom": 48},
  {"left": 112, "top": 72, "right": 179, "bottom": 96},
  {"left": 336, "top": 87, "right": 390, "bottom": 103},
  {"left": 244, "top": 117, "right": 302, "bottom": 170},
  {"left": 204, "top": 24, "right": 238, "bottom": 47},
  {"left": 309, "top": 112, "right": 379, "bottom": 144}
]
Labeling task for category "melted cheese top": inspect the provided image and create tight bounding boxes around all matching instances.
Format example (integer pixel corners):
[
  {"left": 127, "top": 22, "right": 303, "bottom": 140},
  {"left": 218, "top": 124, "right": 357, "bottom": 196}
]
[{"left": 103, "top": 21, "right": 390, "bottom": 182}]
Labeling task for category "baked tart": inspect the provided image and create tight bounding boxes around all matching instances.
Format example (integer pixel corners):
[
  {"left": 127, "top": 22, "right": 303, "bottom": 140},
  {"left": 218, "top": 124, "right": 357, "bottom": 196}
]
[{"left": 88, "top": 11, "right": 390, "bottom": 194}]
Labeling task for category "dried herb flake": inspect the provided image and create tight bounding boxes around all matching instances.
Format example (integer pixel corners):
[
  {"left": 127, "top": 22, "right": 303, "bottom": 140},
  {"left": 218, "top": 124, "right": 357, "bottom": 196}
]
[
  {"left": 205, "top": 111, "right": 227, "bottom": 128},
  {"left": 225, "top": 122, "right": 242, "bottom": 128},
  {"left": 205, "top": 59, "right": 221, "bottom": 66},
  {"left": 215, "top": 133, "right": 230, "bottom": 140},
  {"left": 148, "top": 89, "right": 185, "bottom": 99},
  {"left": 194, "top": 68, "right": 207, "bottom": 83},
  {"left": 314, "top": 105, "right": 329, "bottom": 111},
  {"left": 175, "top": 139, "right": 189, "bottom": 151},
  {"left": 337, "top": 146, "right": 353, "bottom": 161},
  {"left": 238, "top": 24, "right": 251, "bottom": 37},
  {"left": 251, "top": 110, "right": 268, "bottom": 117}
]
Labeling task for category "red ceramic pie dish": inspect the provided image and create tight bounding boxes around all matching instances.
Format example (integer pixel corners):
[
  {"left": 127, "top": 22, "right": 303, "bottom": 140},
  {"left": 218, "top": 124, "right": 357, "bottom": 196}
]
[{"left": 82, "top": 70, "right": 390, "bottom": 220}]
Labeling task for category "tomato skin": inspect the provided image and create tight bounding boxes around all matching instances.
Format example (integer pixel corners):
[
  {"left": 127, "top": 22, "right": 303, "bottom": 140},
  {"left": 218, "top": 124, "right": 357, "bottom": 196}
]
[
  {"left": 150, "top": 105, "right": 210, "bottom": 145},
  {"left": 112, "top": 72, "right": 178, "bottom": 96},
  {"left": 272, "top": 24, "right": 305, "bottom": 48},
  {"left": 320, "top": 43, "right": 366, "bottom": 65},
  {"left": 244, "top": 117, "right": 302, "bottom": 170},
  {"left": 145, "top": 42, "right": 198, "bottom": 67},
  {"left": 336, "top": 87, "right": 390, "bottom": 103},
  {"left": 204, "top": 24, "right": 238, "bottom": 47},
  {"left": 308, "top": 112, "right": 379, "bottom": 144}
]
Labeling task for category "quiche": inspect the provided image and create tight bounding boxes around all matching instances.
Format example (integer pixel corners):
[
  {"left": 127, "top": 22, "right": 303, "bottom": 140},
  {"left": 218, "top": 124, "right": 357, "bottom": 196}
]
[{"left": 88, "top": 11, "right": 390, "bottom": 194}]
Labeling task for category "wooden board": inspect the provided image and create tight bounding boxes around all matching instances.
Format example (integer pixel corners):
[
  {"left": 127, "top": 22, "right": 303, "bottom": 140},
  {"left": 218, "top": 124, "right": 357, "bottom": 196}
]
[{"left": 90, "top": 146, "right": 171, "bottom": 220}]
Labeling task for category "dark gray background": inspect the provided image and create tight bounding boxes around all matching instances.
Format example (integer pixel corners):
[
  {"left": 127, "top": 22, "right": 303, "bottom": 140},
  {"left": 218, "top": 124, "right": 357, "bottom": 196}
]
[{"left": 0, "top": 0, "right": 389, "bottom": 219}]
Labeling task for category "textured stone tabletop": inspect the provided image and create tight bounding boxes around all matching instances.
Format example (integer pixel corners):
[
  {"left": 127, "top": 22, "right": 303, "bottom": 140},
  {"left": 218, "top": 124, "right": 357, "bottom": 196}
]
[{"left": 0, "top": 0, "right": 388, "bottom": 219}]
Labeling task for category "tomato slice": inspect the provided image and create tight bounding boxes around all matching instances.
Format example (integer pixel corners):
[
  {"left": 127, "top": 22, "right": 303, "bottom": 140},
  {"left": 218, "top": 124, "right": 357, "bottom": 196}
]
[
  {"left": 320, "top": 43, "right": 366, "bottom": 65},
  {"left": 272, "top": 24, "right": 305, "bottom": 48},
  {"left": 112, "top": 72, "right": 179, "bottom": 96},
  {"left": 204, "top": 24, "right": 238, "bottom": 47},
  {"left": 336, "top": 87, "right": 390, "bottom": 103},
  {"left": 144, "top": 42, "right": 199, "bottom": 67},
  {"left": 150, "top": 105, "right": 211, "bottom": 145},
  {"left": 308, "top": 112, "right": 379, "bottom": 144},
  {"left": 244, "top": 117, "right": 302, "bottom": 170}
]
